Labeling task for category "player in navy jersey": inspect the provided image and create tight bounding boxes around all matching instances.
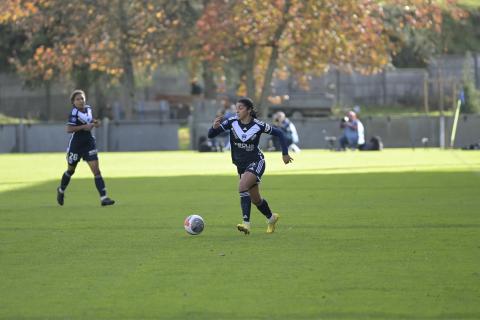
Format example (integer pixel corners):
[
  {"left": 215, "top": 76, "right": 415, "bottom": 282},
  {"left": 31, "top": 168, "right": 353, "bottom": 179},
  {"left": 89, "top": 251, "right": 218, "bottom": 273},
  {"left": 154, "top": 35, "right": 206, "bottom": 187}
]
[
  {"left": 56, "top": 90, "right": 115, "bottom": 206},
  {"left": 208, "top": 97, "right": 293, "bottom": 234}
]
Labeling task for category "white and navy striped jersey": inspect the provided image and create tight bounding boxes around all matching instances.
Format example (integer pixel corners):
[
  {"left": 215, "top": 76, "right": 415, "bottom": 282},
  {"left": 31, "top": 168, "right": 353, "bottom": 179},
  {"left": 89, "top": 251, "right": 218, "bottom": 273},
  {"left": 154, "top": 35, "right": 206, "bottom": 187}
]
[
  {"left": 67, "top": 105, "right": 95, "bottom": 144},
  {"left": 215, "top": 117, "right": 273, "bottom": 168}
]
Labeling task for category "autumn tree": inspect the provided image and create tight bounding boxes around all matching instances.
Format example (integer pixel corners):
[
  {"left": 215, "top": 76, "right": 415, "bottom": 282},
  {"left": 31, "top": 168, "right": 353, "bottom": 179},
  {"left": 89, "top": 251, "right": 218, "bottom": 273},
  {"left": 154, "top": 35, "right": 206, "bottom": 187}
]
[
  {"left": 390, "top": 3, "right": 470, "bottom": 68},
  {"left": 194, "top": 0, "right": 464, "bottom": 116},
  {"left": 0, "top": 0, "right": 185, "bottom": 119},
  {"left": 1, "top": 0, "right": 465, "bottom": 118}
]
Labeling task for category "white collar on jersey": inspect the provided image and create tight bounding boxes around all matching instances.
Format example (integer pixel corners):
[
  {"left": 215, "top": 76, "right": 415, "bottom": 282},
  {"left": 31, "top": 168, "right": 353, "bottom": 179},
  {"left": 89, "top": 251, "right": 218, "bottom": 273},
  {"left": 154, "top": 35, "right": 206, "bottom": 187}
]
[{"left": 232, "top": 121, "right": 261, "bottom": 142}]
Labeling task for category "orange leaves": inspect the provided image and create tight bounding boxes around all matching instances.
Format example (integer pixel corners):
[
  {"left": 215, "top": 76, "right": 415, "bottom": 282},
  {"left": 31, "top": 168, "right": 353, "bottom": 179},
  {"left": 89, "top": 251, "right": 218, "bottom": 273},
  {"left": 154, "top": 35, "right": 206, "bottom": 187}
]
[
  {"left": 190, "top": 0, "right": 463, "bottom": 104},
  {"left": 0, "top": 0, "right": 34, "bottom": 23},
  {"left": 24, "top": 2, "right": 38, "bottom": 15},
  {"left": 11, "top": 44, "right": 68, "bottom": 82},
  {"left": 2, "top": 0, "right": 184, "bottom": 86},
  {"left": 1, "top": 0, "right": 465, "bottom": 93}
]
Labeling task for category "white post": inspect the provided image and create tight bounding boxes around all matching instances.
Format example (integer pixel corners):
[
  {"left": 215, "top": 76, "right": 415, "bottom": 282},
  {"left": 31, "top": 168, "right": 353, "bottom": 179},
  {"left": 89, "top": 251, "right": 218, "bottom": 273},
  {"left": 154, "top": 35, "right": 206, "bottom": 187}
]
[
  {"left": 102, "top": 117, "right": 109, "bottom": 152},
  {"left": 439, "top": 116, "right": 445, "bottom": 149},
  {"left": 18, "top": 119, "right": 25, "bottom": 153},
  {"left": 450, "top": 99, "right": 462, "bottom": 148}
]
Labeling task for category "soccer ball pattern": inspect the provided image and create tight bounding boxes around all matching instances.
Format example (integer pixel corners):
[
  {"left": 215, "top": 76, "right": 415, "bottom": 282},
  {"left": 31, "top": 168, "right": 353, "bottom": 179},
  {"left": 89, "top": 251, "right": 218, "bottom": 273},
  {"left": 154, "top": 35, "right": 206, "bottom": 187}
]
[{"left": 184, "top": 214, "right": 205, "bottom": 235}]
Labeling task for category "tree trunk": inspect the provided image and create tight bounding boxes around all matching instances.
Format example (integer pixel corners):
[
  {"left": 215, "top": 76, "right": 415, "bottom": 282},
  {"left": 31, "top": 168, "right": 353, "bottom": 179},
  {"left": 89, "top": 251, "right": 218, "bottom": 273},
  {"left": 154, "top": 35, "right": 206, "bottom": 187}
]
[
  {"left": 73, "top": 64, "right": 91, "bottom": 93},
  {"left": 121, "top": 53, "right": 136, "bottom": 119},
  {"left": 117, "top": 0, "right": 135, "bottom": 119},
  {"left": 202, "top": 60, "right": 217, "bottom": 99},
  {"left": 94, "top": 78, "right": 107, "bottom": 119},
  {"left": 257, "top": 0, "right": 292, "bottom": 117},
  {"left": 245, "top": 45, "right": 256, "bottom": 100},
  {"left": 45, "top": 80, "right": 51, "bottom": 121}
]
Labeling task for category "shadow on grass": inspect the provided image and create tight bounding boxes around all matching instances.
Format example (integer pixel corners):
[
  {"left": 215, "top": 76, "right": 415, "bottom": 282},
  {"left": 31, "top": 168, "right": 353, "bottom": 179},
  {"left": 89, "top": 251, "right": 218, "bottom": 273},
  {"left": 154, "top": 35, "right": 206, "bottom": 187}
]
[
  {"left": 1, "top": 172, "right": 479, "bottom": 319},
  {"left": 1, "top": 170, "right": 479, "bottom": 214},
  {"left": 1, "top": 170, "right": 479, "bottom": 234}
]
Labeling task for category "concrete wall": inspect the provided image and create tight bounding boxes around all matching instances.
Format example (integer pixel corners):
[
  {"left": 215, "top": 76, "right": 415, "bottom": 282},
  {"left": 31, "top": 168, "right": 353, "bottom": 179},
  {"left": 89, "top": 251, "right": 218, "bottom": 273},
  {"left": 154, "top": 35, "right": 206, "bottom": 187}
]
[
  {"left": 24, "top": 124, "right": 71, "bottom": 152},
  {"left": 0, "top": 121, "right": 179, "bottom": 153},
  {"left": 191, "top": 107, "right": 480, "bottom": 150},
  {"left": 105, "top": 121, "right": 179, "bottom": 151},
  {"left": 0, "top": 125, "right": 17, "bottom": 152},
  {"left": 449, "top": 115, "right": 480, "bottom": 148},
  {"left": 1, "top": 114, "right": 478, "bottom": 153},
  {"left": 283, "top": 115, "right": 479, "bottom": 149}
]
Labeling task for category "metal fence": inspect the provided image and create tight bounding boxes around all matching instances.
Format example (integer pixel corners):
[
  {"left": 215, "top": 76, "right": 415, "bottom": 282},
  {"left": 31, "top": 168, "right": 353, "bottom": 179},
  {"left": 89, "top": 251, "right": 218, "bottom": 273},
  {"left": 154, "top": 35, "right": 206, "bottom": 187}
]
[
  {"left": 1, "top": 54, "right": 479, "bottom": 122},
  {"left": 272, "top": 53, "right": 479, "bottom": 111}
]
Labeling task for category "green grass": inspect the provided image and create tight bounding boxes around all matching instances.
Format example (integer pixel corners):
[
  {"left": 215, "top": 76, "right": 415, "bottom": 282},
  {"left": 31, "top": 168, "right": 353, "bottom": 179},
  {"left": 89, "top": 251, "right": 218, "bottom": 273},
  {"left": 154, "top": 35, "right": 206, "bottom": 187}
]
[
  {"left": 458, "top": 0, "right": 480, "bottom": 8},
  {"left": 1, "top": 150, "right": 480, "bottom": 319},
  {"left": 435, "top": 0, "right": 479, "bottom": 9},
  {"left": 0, "top": 113, "right": 38, "bottom": 124}
]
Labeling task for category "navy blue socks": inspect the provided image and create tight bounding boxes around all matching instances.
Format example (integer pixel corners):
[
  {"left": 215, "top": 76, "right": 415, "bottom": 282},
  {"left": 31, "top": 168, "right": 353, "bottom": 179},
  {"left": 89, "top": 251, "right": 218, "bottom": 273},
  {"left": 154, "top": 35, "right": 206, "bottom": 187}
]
[
  {"left": 256, "top": 199, "right": 273, "bottom": 219},
  {"left": 239, "top": 191, "right": 251, "bottom": 222},
  {"left": 59, "top": 170, "right": 74, "bottom": 191},
  {"left": 94, "top": 175, "right": 107, "bottom": 197}
]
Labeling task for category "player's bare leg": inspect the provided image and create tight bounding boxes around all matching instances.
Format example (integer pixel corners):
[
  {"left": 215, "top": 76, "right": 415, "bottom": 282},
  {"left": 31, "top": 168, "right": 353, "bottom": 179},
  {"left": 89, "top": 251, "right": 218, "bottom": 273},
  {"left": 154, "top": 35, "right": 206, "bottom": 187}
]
[{"left": 247, "top": 183, "right": 261, "bottom": 205}]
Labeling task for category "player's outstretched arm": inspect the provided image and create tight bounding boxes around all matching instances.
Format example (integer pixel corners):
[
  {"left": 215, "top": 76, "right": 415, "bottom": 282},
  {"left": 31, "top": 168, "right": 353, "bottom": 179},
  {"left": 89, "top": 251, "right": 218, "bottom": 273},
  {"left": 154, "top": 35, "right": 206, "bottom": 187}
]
[
  {"left": 270, "top": 127, "right": 293, "bottom": 164},
  {"left": 208, "top": 116, "right": 225, "bottom": 138}
]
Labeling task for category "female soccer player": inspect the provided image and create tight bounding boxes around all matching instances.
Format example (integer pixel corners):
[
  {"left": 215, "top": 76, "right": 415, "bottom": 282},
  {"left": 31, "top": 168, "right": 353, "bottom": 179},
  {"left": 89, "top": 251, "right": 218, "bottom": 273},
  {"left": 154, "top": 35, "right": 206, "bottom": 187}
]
[
  {"left": 56, "top": 90, "right": 115, "bottom": 206},
  {"left": 208, "top": 97, "right": 293, "bottom": 234}
]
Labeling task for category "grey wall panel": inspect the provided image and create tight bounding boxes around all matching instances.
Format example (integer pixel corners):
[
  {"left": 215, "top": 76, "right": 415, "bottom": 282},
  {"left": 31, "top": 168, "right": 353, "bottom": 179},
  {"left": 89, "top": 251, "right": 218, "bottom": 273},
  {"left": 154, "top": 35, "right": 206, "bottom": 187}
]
[
  {"left": 2, "top": 122, "right": 179, "bottom": 153},
  {"left": 195, "top": 116, "right": 480, "bottom": 150},
  {"left": 24, "top": 124, "right": 70, "bottom": 152},
  {"left": 108, "top": 122, "right": 178, "bottom": 151},
  {"left": 0, "top": 125, "right": 17, "bottom": 153},
  {"left": 448, "top": 115, "right": 480, "bottom": 148},
  {"left": 1, "top": 117, "right": 477, "bottom": 153}
]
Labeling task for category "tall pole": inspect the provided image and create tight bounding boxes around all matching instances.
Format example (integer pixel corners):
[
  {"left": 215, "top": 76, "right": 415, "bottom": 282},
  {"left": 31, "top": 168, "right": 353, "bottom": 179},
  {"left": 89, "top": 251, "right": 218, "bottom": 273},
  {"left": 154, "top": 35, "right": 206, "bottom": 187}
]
[
  {"left": 438, "top": 69, "right": 445, "bottom": 149},
  {"left": 474, "top": 53, "right": 479, "bottom": 89},
  {"left": 450, "top": 96, "right": 462, "bottom": 148},
  {"left": 382, "top": 69, "right": 387, "bottom": 105},
  {"left": 424, "top": 71, "right": 429, "bottom": 113}
]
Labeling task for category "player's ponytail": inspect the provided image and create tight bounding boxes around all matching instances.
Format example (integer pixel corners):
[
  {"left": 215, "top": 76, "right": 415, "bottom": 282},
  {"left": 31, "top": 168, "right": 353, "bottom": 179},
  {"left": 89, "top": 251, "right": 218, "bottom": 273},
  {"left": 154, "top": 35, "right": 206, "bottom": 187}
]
[
  {"left": 237, "top": 97, "right": 257, "bottom": 118},
  {"left": 250, "top": 108, "right": 258, "bottom": 119}
]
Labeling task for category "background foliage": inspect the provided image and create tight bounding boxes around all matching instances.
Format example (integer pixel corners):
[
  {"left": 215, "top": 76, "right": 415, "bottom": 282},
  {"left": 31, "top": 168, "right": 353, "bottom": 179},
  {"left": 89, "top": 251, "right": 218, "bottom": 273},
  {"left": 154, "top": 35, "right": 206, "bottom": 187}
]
[{"left": 0, "top": 0, "right": 478, "bottom": 117}]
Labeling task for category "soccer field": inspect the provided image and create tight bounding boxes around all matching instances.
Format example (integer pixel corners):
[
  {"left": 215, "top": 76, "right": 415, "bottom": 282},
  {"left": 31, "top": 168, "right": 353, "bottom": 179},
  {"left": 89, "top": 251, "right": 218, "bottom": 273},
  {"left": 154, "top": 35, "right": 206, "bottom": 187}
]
[{"left": 1, "top": 150, "right": 479, "bottom": 319}]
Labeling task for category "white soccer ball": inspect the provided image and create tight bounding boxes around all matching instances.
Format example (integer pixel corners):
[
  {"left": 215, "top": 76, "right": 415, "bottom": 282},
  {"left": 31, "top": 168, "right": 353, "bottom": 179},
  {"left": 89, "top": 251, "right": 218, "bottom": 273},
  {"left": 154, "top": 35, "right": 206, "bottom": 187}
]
[{"left": 184, "top": 214, "right": 205, "bottom": 235}]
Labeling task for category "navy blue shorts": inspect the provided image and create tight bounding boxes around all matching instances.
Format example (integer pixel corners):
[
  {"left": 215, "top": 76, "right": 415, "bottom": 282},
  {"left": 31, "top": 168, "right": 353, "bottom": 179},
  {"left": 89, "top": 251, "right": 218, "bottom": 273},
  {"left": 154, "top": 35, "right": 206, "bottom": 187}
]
[
  {"left": 237, "top": 159, "right": 266, "bottom": 183},
  {"left": 66, "top": 140, "right": 98, "bottom": 165}
]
